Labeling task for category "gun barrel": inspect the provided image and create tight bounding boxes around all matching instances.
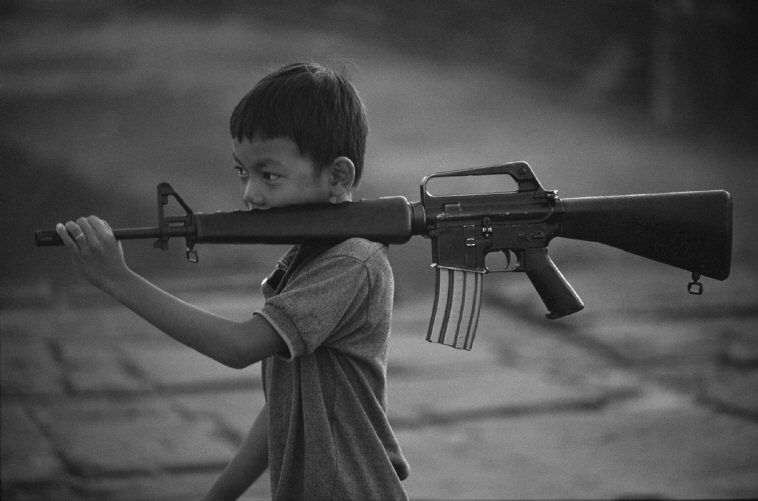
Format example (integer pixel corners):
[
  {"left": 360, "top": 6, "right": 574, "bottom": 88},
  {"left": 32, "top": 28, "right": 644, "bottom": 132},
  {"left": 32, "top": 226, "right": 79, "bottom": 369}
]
[
  {"left": 556, "top": 190, "right": 732, "bottom": 280},
  {"left": 35, "top": 226, "right": 179, "bottom": 246}
]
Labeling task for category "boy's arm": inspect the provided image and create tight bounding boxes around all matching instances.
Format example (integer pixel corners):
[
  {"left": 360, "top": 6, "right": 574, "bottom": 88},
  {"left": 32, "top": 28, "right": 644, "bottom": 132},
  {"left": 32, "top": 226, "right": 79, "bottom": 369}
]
[
  {"left": 56, "top": 216, "right": 286, "bottom": 368},
  {"left": 203, "top": 405, "right": 269, "bottom": 501}
]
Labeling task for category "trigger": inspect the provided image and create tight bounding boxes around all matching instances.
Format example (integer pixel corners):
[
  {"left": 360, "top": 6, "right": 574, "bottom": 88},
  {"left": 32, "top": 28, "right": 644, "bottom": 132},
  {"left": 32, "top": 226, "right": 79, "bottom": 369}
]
[{"left": 503, "top": 249, "right": 522, "bottom": 272}]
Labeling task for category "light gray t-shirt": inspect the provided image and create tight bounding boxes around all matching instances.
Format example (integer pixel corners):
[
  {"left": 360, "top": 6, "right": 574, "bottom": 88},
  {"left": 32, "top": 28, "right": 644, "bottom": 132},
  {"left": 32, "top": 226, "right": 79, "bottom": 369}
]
[{"left": 255, "top": 238, "right": 410, "bottom": 500}]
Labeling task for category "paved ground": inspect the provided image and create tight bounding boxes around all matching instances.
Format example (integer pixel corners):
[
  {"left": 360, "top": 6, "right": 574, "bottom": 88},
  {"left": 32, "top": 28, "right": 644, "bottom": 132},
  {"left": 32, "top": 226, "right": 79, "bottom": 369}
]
[{"left": 2, "top": 259, "right": 758, "bottom": 500}]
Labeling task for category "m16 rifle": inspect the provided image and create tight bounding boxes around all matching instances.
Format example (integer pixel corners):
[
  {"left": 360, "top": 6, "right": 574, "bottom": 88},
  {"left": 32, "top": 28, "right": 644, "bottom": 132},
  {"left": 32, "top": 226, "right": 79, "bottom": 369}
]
[{"left": 36, "top": 162, "right": 732, "bottom": 350}]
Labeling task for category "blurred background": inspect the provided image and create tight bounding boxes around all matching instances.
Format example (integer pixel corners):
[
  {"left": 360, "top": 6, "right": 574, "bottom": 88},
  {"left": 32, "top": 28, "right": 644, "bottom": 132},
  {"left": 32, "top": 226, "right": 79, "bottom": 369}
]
[
  {"left": 3, "top": 0, "right": 757, "bottom": 289},
  {"left": 2, "top": 1, "right": 758, "bottom": 499}
]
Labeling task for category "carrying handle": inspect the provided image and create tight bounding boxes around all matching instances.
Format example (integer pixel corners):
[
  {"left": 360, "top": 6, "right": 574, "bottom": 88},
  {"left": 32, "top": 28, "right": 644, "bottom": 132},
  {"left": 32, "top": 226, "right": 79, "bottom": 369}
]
[{"left": 421, "top": 162, "right": 546, "bottom": 201}]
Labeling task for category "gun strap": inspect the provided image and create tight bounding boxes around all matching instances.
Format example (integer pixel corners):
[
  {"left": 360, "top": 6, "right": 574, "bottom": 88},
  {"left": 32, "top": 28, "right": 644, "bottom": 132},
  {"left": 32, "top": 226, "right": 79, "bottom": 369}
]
[
  {"left": 263, "top": 244, "right": 332, "bottom": 295},
  {"left": 426, "top": 267, "right": 483, "bottom": 350}
]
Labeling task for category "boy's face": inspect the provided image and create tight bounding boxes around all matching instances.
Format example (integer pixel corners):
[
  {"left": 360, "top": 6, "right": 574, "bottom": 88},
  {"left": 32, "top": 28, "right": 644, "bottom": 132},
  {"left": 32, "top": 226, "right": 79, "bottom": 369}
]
[{"left": 232, "top": 136, "right": 331, "bottom": 210}]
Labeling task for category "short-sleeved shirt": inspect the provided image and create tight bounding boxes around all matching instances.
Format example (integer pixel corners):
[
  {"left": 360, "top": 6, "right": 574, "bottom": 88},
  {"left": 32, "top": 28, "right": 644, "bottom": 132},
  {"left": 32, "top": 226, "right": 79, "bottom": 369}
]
[{"left": 255, "top": 238, "right": 410, "bottom": 500}]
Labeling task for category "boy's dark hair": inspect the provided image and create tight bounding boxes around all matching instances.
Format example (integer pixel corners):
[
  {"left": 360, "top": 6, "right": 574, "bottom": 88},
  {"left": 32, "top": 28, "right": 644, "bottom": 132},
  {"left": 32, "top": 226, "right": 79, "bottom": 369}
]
[{"left": 230, "top": 62, "right": 368, "bottom": 185}]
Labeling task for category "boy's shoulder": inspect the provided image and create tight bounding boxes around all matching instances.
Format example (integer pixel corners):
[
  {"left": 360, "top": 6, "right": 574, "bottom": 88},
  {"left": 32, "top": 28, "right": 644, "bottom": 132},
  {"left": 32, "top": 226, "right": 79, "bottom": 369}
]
[{"left": 319, "top": 238, "right": 389, "bottom": 266}]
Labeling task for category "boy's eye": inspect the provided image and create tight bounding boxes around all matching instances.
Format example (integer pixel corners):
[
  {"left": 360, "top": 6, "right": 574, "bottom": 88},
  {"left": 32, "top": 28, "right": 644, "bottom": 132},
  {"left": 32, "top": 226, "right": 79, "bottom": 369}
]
[
  {"left": 233, "top": 166, "right": 248, "bottom": 178},
  {"left": 263, "top": 172, "right": 280, "bottom": 182}
]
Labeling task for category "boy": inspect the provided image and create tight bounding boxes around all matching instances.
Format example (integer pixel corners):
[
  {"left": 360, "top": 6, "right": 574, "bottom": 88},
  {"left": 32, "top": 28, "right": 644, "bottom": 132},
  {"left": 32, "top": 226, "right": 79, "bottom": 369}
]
[{"left": 56, "top": 62, "right": 410, "bottom": 500}]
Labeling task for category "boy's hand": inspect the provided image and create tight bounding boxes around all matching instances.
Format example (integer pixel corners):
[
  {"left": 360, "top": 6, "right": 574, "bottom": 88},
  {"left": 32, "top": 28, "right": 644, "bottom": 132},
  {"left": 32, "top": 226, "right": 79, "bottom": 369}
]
[{"left": 56, "top": 216, "right": 129, "bottom": 291}]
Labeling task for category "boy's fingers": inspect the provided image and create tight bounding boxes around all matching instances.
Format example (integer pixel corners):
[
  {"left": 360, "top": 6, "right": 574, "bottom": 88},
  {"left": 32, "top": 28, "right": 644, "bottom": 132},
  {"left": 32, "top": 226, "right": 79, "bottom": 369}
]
[
  {"left": 64, "top": 221, "right": 87, "bottom": 244},
  {"left": 102, "top": 219, "right": 115, "bottom": 235},
  {"left": 89, "top": 216, "right": 114, "bottom": 238},
  {"left": 76, "top": 217, "right": 99, "bottom": 246},
  {"left": 56, "top": 223, "right": 80, "bottom": 251}
]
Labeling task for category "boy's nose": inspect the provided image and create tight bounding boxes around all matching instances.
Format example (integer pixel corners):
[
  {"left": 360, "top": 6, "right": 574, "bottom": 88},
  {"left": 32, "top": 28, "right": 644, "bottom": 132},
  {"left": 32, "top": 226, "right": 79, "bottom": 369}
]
[{"left": 243, "top": 182, "right": 266, "bottom": 210}]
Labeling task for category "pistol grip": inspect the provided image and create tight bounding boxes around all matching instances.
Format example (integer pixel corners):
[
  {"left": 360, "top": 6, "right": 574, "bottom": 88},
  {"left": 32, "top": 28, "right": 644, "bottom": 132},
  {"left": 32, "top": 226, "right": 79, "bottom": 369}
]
[
  {"left": 426, "top": 267, "right": 483, "bottom": 350},
  {"left": 523, "top": 248, "right": 584, "bottom": 319}
]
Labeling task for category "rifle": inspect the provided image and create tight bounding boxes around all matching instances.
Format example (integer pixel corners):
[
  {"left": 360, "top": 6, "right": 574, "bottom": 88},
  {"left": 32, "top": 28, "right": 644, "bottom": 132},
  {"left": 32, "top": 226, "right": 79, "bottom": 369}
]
[{"left": 36, "top": 162, "right": 732, "bottom": 350}]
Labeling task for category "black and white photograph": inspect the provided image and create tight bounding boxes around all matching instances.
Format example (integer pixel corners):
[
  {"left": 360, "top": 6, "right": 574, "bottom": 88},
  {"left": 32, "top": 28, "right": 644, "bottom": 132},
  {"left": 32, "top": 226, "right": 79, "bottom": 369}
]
[{"left": 2, "top": 1, "right": 757, "bottom": 499}]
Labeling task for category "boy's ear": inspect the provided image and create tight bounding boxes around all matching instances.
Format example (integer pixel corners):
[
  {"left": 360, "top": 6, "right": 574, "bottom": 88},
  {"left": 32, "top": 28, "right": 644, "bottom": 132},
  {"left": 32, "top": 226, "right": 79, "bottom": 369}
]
[{"left": 328, "top": 156, "right": 355, "bottom": 201}]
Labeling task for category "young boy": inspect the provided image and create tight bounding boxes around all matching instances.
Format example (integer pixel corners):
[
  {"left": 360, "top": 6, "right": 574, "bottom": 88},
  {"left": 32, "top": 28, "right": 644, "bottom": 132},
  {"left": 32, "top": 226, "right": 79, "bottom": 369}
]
[{"left": 56, "top": 62, "right": 410, "bottom": 500}]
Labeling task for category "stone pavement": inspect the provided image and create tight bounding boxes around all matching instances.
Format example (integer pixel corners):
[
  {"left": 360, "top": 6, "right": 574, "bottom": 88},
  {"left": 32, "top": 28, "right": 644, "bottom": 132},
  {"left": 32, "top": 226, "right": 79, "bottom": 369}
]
[{"left": 2, "top": 261, "right": 758, "bottom": 500}]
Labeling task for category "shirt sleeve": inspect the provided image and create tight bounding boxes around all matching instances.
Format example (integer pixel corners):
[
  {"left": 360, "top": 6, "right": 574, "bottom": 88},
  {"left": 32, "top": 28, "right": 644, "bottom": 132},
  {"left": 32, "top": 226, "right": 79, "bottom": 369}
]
[{"left": 255, "top": 254, "right": 369, "bottom": 360}]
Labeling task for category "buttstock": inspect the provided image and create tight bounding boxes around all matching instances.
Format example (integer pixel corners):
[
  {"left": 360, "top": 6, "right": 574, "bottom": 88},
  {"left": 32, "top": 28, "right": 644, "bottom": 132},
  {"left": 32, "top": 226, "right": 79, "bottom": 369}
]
[
  {"left": 558, "top": 190, "right": 732, "bottom": 280},
  {"left": 523, "top": 248, "right": 584, "bottom": 319}
]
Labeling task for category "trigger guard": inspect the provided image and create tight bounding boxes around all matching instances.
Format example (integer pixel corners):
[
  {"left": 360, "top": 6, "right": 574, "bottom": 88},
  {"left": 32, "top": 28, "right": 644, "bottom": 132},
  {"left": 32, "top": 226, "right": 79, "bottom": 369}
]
[{"left": 485, "top": 250, "right": 520, "bottom": 273}]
